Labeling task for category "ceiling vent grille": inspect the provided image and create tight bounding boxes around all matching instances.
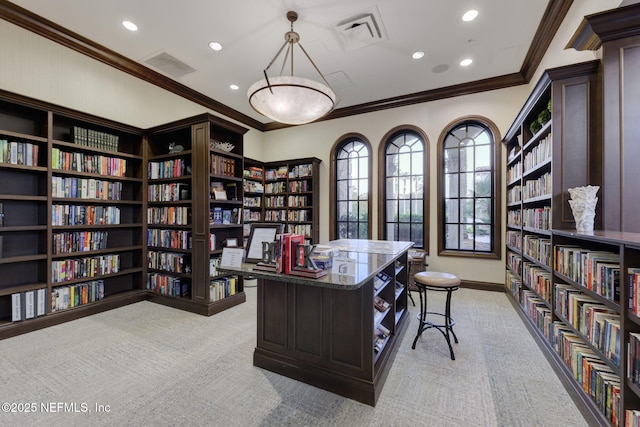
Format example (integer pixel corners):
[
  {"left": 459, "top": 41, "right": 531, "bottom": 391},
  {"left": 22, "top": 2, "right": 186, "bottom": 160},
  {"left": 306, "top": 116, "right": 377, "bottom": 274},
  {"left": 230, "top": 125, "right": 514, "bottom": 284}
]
[
  {"left": 144, "top": 52, "right": 196, "bottom": 78},
  {"left": 335, "top": 6, "right": 388, "bottom": 51}
]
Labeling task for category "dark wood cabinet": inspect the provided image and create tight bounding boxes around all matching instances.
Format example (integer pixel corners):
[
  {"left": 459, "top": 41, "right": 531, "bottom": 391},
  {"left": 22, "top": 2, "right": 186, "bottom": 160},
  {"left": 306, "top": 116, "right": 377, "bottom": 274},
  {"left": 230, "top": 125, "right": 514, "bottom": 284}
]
[{"left": 567, "top": 2, "right": 640, "bottom": 233}]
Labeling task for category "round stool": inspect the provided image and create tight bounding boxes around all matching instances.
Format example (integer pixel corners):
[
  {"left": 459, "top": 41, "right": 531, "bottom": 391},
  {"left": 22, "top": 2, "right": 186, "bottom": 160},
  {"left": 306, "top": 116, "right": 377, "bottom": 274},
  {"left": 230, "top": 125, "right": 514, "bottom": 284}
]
[{"left": 411, "top": 271, "right": 460, "bottom": 360}]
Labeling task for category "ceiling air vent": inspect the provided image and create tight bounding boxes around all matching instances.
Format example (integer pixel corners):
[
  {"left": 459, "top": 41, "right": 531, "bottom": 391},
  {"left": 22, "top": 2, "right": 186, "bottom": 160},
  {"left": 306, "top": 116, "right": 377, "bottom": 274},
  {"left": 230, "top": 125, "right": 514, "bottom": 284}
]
[
  {"left": 143, "top": 51, "right": 196, "bottom": 78},
  {"left": 335, "top": 6, "right": 388, "bottom": 51}
]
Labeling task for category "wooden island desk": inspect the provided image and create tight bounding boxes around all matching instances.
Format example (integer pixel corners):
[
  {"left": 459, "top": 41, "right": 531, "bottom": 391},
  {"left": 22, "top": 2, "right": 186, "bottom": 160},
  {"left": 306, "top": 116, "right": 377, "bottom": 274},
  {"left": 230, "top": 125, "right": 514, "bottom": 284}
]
[{"left": 222, "top": 239, "right": 413, "bottom": 406}]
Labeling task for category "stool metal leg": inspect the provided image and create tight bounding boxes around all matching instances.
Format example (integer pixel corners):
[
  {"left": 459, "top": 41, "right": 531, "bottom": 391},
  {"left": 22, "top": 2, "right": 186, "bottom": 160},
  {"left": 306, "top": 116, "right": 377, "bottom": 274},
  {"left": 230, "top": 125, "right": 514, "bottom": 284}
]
[{"left": 411, "top": 285, "right": 426, "bottom": 349}]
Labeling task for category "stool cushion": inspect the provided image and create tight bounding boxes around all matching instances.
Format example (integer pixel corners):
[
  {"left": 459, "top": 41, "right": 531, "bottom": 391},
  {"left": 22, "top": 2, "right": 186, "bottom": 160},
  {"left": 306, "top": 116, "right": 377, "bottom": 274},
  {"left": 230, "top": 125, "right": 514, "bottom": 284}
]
[{"left": 414, "top": 271, "right": 460, "bottom": 288}]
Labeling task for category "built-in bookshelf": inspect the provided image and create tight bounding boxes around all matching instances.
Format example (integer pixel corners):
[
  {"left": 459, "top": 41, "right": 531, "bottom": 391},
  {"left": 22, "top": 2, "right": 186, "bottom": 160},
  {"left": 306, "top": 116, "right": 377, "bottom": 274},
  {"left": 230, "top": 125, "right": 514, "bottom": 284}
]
[
  {"left": 146, "top": 114, "right": 247, "bottom": 315},
  {"left": 0, "top": 90, "right": 146, "bottom": 338},
  {"left": 256, "top": 157, "right": 321, "bottom": 244},
  {"left": 501, "top": 60, "right": 617, "bottom": 424}
]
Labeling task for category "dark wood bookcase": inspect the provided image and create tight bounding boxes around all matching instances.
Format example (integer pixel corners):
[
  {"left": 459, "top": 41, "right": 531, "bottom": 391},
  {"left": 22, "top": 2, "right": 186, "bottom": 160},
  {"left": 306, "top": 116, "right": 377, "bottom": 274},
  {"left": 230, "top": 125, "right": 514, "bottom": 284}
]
[
  {"left": 502, "top": 61, "right": 607, "bottom": 425},
  {"left": 145, "top": 114, "right": 247, "bottom": 315},
  {"left": 0, "top": 90, "right": 146, "bottom": 339},
  {"left": 247, "top": 157, "right": 321, "bottom": 244}
]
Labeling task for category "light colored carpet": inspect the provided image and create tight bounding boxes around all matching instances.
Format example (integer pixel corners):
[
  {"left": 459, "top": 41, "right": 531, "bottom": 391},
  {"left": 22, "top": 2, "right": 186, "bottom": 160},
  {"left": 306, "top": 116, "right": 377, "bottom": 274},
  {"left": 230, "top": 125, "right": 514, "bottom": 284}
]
[{"left": 0, "top": 287, "right": 588, "bottom": 427}]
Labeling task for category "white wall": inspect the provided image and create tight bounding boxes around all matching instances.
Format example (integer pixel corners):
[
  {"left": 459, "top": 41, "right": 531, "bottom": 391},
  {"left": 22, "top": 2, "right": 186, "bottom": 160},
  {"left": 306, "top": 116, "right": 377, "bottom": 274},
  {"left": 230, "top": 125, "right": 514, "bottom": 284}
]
[{"left": 0, "top": 0, "right": 623, "bottom": 285}]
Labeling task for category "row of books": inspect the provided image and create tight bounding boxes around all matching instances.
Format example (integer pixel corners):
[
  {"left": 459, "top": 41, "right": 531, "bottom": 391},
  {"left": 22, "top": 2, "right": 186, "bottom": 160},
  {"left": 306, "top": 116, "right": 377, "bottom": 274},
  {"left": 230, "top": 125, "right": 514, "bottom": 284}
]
[
  {"left": 507, "top": 185, "right": 521, "bottom": 204},
  {"left": 555, "top": 245, "right": 620, "bottom": 302},
  {"left": 522, "top": 172, "right": 551, "bottom": 199},
  {"left": 522, "top": 262, "right": 551, "bottom": 302},
  {"left": 210, "top": 154, "right": 235, "bottom": 177},
  {"left": 264, "top": 182, "right": 286, "bottom": 194},
  {"left": 506, "top": 230, "right": 521, "bottom": 250},
  {"left": 52, "top": 204, "right": 121, "bottom": 226},
  {"left": 72, "top": 125, "right": 120, "bottom": 152},
  {"left": 506, "top": 270, "right": 521, "bottom": 299},
  {"left": 147, "top": 206, "right": 190, "bottom": 226},
  {"left": 522, "top": 206, "right": 551, "bottom": 230},
  {"left": 629, "top": 268, "right": 640, "bottom": 316},
  {"left": 147, "top": 229, "right": 191, "bottom": 250},
  {"left": 11, "top": 288, "right": 47, "bottom": 322},
  {"left": 507, "top": 210, "right": 522, "bottom": 228},
  {"left": 288, "top": 195, "right": 311, "bottom": 207},
  {"left": 288, "top": 163, "right": 314, "bottom": 178},
  {"left": 507, "top": 251, "right": 522, "bottom": 274},
  {"left": 148, "top": 183, "right": 189, "bottom": 202},
  {"left": 523, "top": 133, "right": 552, "bottom": 173},
  {"left": 522, "top": 290, "right": 552, "bottom": 337},
  {"left": 52, "top": 176, "right": 123, "bottom": 200},
  {"left": 148, "top": 251, "right": 190, "bottom": 274},
  {"left": 51, "top": 254, "right": 120, "bottom": 283},
  {"left": 555, "top": 283, "right": 620, "bottom": 367},
  {"left": 265, "top": 210, "right": 287, "bottom": 222},
  {"left": 523, "top": 235, "right": 551, "bottom": 266},
  {"left": 286, "top": 223, "right": 312, "bottom": 238},
  {"left": 265, "top": 165, "right": 288, "bottom": 180},
  {"left": 553, "top": 321, "right": 620, "bottom": 426},
  {"left": 147, "top": 273, "right": 190, "bottom": 298},
  {"left": 244, "top": 166, "right": 263, "bottom": 179},
  {"left": 289, "top": 180, "right": 312, "bottom": 193},
  {"left": 627, "top": 333, "right": 640, "bottom": 388},
  {"left": 264, "top": 195, "right": 286, "bottom": 207},
  {"left": 288, "top": 210, "right": 311, "bottom": 222},
  {"left": 243, "top": 210, "right": 261, "bottom": 222},
  {"left": 0, "top": 139, "right": 40, "bottom": 166},
  {"left": 210, "top": 275, "right": 239, "bottom": 302},
  {"left": 52, "top": 230, "right": 109, "bottom": 254},
  {"left": 209, "top": 207, "right": 241, "bottom": 225},
  {"left": 243, "top": 180, "right": 264, "bottom": 193},
  {"left": 51, "top": 280, "right": 105, "bottom": 312},
  {"left": 148, "top": 158, "right": 188, "bottom": 179},
  {"left": 507, "top": 160, "right": 521, "bottom": 183},
  {"left": 51, "top": 148, "right": 127, "bottom": 176},
  {"left": 244, "top": 196, "right": 261, "bottom": 208}
]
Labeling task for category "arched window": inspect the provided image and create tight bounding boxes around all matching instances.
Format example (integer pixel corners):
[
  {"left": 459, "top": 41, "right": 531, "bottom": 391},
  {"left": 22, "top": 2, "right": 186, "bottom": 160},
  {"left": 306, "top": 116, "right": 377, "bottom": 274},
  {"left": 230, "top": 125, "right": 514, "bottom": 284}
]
[
  {"left": 330, "top": 135, "right": 372, "bottom": 240},
  {"left": 439, "top": 118, "right": 501, "bottom": 257},
  {"left": 380, "top": 127, "right": 428, "bottom": 250}
]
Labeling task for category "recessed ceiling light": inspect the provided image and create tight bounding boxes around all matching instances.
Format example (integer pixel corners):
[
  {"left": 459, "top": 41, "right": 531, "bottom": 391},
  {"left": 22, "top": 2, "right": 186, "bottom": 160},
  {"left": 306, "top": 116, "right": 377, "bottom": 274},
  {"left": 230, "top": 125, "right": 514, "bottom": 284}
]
[
  {"left": 462, "top": 10, "right": 478, "bottom": 22},
  {"left": 209, "top": 41, "right": 223, "bottom": 51},
  {"left": 460, "top": 58, "right": 473, "bottom": 67},
  {"left": 230, "top": 84, "right": 239, "bottom": 90},
  {"left": 122, "top": 20, "right": 138, "bottom": 31},
  {"left": 412, "top": 51, "right": 425, "bottom": 60}
]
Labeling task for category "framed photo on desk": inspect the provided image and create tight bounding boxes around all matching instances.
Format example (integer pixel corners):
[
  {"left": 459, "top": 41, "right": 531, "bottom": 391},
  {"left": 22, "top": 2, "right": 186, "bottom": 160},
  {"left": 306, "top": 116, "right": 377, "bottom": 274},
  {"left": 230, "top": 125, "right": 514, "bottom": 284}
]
[{"left": 245, "top": 223, "right": 283, "bottom": 263}]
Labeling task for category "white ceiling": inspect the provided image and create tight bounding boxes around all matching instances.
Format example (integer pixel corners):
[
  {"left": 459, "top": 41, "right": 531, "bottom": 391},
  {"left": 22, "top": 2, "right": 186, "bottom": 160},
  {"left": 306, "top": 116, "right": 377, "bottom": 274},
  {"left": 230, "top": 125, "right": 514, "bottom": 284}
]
[{"left": 8, "top": 0, "right": 549, "bottom": 125}]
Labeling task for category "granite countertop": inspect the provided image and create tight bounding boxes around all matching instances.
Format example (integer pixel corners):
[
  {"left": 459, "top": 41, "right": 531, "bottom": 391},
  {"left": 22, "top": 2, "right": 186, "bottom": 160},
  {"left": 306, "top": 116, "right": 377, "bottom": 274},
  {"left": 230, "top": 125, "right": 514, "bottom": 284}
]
[{"left": 220, "top": 239, "right": 414, "bottom": 290}]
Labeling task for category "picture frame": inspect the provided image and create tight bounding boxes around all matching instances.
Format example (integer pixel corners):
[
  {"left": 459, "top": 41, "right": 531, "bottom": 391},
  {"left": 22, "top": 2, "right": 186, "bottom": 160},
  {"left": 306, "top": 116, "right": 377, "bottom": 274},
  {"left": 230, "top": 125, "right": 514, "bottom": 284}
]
[
  {"left": 244, "top": 223, "right": 284, "bottom": 263},
  {"left": 224, "top": 238, "right": 239, "bottom": 248}
]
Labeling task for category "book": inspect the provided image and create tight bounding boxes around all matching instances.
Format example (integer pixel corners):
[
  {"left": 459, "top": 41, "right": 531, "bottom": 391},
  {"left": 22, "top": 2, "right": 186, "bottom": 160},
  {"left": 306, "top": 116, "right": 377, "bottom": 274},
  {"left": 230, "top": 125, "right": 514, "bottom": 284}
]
[
  {"left": 11, "top": 293, "right": 22, "bottom": 322},
  {"left": 24, "top": 290, "right": 35, "bottom": 319},
  {"left": 222, "top": 209, "right": 232, "bottom": 224},
  {"left": 0, "top": 202, "right": 4, "bottom": 226},
  {"left": 211, "top": 207, "right": 223, "bottom": 224},
  {"left": 210, "top": 182, "right": 226, "bottom": 200},
  {"left": 288, "top": 267, "right": 327, "bottom": 279},
  {"left": 226, "top": 182, "right": 238, "bottom": 200}
]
